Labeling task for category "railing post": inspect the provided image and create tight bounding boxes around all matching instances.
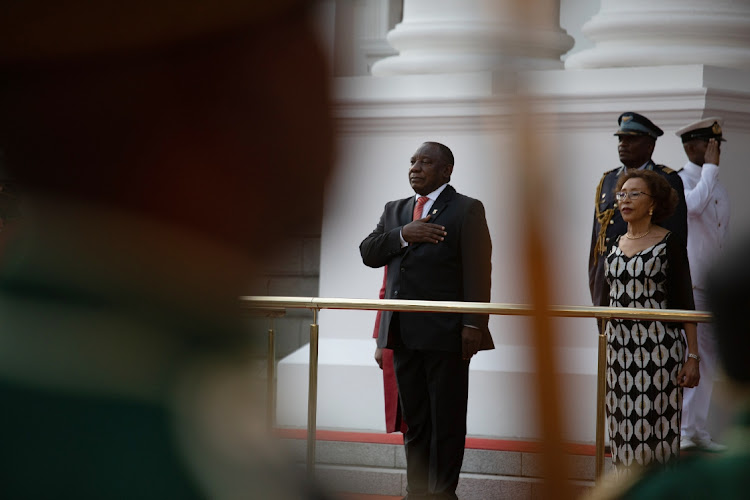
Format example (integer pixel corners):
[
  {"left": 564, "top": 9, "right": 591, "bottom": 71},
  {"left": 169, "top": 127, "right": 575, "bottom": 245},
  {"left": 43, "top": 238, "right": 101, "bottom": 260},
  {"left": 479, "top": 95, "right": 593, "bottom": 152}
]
[
  {"left": 239, "top": 296, "right": 711, "bottom": 484},
  {"left": 595, "top": 318, "right": 607, "bottom": 481},
  {"left": 306, "top": 308, "right": 320, "bottom": 478},
  {"left": 266, "top": 317, "right": 276, "bottom": 431}
]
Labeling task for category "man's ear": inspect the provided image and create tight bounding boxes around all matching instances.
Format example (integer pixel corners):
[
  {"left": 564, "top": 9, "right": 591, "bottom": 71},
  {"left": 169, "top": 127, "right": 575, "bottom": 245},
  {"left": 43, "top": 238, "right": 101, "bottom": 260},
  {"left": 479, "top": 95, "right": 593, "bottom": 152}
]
[{"left": 443, "top": 164, "right": 454, "bottom": 181}]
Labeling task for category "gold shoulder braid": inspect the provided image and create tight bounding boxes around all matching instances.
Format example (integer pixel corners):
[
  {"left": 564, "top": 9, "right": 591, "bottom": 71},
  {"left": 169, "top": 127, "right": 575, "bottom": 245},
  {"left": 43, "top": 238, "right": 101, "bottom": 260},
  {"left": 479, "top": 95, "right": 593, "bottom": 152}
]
[
  {"left": 657, "top": 164, "right": 674, "bottom": 174},
  {"left": 594, "top": 173, "right": 615, "bottom": 266}
]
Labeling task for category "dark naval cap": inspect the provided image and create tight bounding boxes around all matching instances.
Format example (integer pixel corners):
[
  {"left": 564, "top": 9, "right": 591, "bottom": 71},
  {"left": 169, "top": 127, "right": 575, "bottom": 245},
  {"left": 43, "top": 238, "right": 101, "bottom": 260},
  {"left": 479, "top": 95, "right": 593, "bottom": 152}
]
[
  {"left": 614, "top": 112, "right": 663, "bottom": 139},
  {"left": 675, "top": 116, "right": 726, "bottom": 143}
]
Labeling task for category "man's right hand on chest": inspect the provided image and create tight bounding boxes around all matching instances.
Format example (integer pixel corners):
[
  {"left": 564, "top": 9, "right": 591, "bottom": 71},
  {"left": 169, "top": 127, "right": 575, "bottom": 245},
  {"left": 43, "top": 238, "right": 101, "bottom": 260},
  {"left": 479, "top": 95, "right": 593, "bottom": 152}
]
[{"left": 401, "top": 215, "right": 447, "bottom": 245}]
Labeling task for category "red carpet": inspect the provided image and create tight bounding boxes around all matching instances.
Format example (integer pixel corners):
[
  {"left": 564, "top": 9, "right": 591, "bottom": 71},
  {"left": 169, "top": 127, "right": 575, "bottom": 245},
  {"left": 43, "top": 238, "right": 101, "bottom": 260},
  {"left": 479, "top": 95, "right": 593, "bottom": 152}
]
[
  {"left": 337, "top": 495, "right": 401, "bottom": 500},
  {"left": 275, "top": 428, "right": 598, "bottom": 456}
]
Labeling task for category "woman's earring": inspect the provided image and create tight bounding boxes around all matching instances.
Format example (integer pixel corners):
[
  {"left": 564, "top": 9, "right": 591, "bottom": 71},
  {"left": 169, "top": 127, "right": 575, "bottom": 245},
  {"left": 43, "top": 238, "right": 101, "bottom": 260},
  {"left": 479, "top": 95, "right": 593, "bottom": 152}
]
[{"left": 649, "top": 208, "right": 654, "bottom": 216}]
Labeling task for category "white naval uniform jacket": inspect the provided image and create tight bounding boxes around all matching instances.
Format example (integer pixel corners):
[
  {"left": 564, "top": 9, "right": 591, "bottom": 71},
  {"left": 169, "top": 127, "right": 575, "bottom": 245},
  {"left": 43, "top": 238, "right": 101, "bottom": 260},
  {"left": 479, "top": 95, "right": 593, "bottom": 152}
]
[{"left": 678, "top": 161, "right": 730, "bottom": 290}]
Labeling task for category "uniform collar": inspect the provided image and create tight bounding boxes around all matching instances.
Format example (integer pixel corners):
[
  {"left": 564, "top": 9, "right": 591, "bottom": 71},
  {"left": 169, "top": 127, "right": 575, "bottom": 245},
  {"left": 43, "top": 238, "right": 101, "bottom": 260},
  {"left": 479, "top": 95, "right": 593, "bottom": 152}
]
[
  {"left": 617, "top": 159, "right": 655, "bottom": 175},
  {"left": 682, "top": 161, "right": 702, "bottom": 178}
]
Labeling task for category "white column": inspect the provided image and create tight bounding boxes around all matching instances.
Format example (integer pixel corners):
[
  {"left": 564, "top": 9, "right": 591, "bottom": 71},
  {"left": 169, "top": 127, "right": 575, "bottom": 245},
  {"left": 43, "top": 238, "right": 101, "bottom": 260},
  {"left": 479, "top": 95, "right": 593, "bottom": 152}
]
[
  {"left": 371, "top": 0, "right": 573, "bottom": 76},
  {"left": 357, "top": 0, "right": 402, "bottom": 74},
  {"left": 565, "top": 0, "right": 750, "bottom": 69},
  {"left": 333, "top": 0, "right": 401, "bottom": 76}
]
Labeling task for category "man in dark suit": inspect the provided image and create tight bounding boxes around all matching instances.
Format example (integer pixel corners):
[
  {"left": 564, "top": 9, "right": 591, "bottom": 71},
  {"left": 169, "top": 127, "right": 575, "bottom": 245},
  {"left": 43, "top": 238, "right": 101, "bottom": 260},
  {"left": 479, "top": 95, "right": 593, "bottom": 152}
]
[
  {"left": 589, "top": 112, "right": 688, "bottom": 307},
  {"left": 360, "top": 142, "right": 493, "bottom": 500}
]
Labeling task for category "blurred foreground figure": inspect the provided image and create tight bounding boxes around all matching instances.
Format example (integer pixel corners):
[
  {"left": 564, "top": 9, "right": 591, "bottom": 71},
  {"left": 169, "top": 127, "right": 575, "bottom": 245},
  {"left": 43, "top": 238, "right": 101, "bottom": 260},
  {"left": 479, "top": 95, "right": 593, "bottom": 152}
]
[
  {"left": 587, "top": 231, "right": 750, "bottom": 499},
  {"left": 0, "top": 1, "right": 333, "bottom": 499}
]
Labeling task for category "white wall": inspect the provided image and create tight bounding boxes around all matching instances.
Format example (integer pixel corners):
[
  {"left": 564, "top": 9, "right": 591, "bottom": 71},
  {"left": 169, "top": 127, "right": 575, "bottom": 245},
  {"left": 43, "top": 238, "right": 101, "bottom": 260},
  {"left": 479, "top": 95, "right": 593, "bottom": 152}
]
[{"left": 279, "top": 0, "right": 750, "bottom": 441}]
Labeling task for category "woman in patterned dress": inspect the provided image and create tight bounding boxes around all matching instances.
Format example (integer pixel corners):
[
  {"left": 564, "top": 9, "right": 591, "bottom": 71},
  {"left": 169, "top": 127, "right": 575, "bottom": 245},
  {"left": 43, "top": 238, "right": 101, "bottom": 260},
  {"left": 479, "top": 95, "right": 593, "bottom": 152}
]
[{"left": 602, "top": 169, "right": 700, "bottom": 476}]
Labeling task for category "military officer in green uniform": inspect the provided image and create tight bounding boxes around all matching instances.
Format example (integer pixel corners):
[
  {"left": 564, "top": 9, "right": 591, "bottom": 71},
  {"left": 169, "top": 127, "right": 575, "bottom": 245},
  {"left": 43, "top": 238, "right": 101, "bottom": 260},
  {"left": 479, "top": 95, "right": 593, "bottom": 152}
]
[{"left": 589, "top": 112, "right": 689, "bottom": 307}]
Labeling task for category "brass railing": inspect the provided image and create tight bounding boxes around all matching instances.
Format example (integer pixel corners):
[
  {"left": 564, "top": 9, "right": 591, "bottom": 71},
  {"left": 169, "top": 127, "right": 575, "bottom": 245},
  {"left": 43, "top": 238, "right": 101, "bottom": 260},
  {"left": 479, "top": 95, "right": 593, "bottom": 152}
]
[{"left": 241, "top": 296, "right": 711, "bottom": 481}]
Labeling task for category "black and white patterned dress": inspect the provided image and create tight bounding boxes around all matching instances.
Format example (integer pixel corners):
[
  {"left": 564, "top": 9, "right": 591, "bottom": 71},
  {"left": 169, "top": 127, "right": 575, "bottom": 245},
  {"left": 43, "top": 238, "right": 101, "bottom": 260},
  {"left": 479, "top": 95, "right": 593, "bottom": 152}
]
[{"left": 603, "top": 232, "right": 695, "bottom": 475}]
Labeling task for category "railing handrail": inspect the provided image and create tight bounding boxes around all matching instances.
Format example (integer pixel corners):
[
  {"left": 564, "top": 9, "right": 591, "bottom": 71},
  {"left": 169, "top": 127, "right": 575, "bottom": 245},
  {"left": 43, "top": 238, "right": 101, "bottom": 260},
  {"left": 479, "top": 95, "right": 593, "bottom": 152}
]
[
  {"left": 244, "top": 295, "right": 711, "bottom": 483},
  {"left": 240, "top": 295, "right": 712, "bottom": 323}
]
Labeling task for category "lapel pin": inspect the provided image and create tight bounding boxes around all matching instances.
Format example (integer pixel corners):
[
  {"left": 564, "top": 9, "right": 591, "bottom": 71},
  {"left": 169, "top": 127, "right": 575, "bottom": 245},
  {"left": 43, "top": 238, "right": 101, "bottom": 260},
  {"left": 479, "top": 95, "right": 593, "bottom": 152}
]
[{"left": 432, "top": 209, "right": 438, "bottom": 214}]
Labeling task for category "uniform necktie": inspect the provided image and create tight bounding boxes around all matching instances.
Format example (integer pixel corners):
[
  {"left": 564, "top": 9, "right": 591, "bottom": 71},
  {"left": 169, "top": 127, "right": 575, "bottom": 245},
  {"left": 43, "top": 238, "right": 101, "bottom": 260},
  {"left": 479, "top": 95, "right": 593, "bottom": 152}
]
[{"left": 413, "top": 196, "right": 429, "bottom": 221}]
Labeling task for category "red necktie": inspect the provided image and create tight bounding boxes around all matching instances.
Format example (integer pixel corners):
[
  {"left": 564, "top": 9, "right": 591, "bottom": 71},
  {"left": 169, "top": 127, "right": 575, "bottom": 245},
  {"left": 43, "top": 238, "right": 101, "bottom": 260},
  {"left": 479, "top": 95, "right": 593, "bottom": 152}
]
[{"left": 413, "top": 196, "right": 429, "bottom": 221}]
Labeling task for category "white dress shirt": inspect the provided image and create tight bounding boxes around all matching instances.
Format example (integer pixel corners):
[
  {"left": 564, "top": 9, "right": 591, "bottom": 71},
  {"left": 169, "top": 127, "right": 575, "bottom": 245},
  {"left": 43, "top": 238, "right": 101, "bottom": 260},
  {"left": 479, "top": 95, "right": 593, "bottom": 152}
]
[{"left": 678, "top": 161, "right": 730, "bottom": 290}]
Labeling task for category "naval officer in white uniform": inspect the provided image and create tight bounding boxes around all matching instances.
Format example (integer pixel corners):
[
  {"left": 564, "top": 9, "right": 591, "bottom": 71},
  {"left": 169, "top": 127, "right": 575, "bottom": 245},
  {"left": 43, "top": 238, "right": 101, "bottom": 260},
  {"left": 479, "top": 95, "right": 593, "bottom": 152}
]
[{"left": 676, "top": 117, "right": 731, "bottom": 452}]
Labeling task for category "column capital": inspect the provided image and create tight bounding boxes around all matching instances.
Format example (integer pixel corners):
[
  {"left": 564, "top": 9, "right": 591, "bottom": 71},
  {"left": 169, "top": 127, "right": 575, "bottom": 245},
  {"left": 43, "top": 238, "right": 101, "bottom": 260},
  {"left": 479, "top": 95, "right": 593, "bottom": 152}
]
[
  {"left": 566, "top": 0, "right": 750, "bottom": 69},
  {"left": 371, "top": 0, "right": 573, "bottom": 76}
]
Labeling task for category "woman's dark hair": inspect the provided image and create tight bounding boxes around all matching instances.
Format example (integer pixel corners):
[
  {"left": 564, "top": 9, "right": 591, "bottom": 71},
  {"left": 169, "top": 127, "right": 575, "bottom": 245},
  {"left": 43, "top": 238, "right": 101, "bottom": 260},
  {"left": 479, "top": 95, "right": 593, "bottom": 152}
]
[{"left": 615, "top": 169, "right": 678, "bottom": 223}]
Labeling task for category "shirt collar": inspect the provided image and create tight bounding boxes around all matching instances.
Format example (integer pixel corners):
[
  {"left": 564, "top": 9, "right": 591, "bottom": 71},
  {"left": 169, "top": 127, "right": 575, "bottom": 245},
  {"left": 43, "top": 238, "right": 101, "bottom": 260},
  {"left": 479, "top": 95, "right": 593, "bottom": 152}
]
[{"left": 415, "top": 183, "right": 448, "bottom": 201}]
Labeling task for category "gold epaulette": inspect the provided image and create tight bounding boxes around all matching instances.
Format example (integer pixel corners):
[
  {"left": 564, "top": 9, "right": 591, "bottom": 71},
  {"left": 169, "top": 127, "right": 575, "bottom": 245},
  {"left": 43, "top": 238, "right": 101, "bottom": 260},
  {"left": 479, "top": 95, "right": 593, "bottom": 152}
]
[
  {"left": 656, "top": 164, "right": 676, "bottom": 174},
  {"left": 593, "top": 171, "right": 616, "bottom": 264}
]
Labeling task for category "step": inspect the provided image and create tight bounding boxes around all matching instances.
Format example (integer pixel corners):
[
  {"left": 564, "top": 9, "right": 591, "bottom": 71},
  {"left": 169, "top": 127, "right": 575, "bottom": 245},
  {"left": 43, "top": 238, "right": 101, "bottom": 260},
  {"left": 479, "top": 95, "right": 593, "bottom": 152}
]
[
  {"left": 336, "top": 494, "right": 401, "bottom": 500},
  {"left": 277, "top": 430, "right": 609, "bottom": 499},
  {"left": 316, "top": 464, "right": 594, "bottom": 500}
]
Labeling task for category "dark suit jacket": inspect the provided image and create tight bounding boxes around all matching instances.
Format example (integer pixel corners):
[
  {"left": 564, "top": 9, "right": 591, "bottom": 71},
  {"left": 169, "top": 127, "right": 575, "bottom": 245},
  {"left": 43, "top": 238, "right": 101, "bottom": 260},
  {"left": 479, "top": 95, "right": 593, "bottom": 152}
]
[
  {"left": 588, "top": 160, "right": 688, "bottom": 306},
  {"left": 360, "top": 185, "right": 494, "bottom": 353}
]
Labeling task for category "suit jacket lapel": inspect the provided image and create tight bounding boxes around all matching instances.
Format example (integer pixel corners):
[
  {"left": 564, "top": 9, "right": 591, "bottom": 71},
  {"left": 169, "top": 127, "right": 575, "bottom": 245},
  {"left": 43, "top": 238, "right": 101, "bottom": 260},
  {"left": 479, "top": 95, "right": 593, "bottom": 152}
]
[
  {"left": 401, "top": 187, "right": 452, "bottom": 252},
  {"left": 427, "top": 185, "right": 455, "bottom": 224},
  {"left": 400, "top": 196, "right": 415, "bottom": 226}
]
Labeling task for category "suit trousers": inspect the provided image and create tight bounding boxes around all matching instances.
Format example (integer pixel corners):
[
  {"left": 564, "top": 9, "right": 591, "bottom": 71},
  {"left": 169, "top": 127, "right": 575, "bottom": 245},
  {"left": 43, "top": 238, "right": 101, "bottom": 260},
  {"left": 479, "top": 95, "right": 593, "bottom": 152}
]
[{"left": 393, "top": 345, "right": 469, "bottom": 499}]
